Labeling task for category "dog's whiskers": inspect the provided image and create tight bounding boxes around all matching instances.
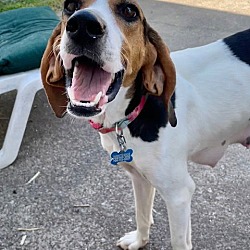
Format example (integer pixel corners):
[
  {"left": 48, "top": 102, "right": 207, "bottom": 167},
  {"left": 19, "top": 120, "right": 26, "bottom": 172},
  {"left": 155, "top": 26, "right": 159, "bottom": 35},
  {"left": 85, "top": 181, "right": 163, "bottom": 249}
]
[{"left": 69, "top": 116, "right": 77, "bottom": 124}]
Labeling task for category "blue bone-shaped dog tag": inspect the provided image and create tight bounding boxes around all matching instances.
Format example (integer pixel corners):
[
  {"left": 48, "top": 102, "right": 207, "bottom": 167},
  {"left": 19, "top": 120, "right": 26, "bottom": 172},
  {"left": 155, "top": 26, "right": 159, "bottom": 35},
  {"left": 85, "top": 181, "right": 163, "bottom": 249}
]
[{"left": 110, "top": 149, "right": 133, "bottom": 165}]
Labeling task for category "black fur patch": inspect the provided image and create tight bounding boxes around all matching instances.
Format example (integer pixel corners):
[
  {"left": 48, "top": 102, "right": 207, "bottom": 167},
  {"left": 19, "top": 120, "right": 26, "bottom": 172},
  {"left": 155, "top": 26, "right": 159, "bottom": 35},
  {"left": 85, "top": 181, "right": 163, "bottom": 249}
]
[
  {"left": 223, "top": 29, "right": 250, "bottom": 66},
  {"left": 125, "top": 73, "right": 174, "bottom": 142},
  {"left": 171, "top": 91, "right": 176, "bottom": 109}
]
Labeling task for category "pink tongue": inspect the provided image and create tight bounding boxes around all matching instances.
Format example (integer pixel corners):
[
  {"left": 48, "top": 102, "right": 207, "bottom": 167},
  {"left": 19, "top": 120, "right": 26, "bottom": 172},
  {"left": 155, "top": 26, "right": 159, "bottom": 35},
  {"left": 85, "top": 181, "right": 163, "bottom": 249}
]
[{"left": 71, "top": 63, "right": 112, "bottom": 102}]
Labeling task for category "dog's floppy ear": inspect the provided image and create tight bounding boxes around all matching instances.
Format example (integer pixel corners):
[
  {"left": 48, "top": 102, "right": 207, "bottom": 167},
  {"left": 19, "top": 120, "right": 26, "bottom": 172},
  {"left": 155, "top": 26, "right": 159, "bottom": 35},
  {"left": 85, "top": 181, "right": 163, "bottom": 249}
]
[
  {"left": 40, "top": 22, "right": 67, "bottom": 118},
  {"left": 142, "top": 22, "right": 177, "bottom": 127}
]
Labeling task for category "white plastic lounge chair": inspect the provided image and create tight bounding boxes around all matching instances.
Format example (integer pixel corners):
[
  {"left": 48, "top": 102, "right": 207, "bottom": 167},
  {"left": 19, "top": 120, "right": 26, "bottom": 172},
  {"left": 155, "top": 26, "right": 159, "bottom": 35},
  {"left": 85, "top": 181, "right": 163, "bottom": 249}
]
[
  {"left": 0, "top": 69, "right": 42, "bottom": 169},
  {"left": 0, "top": 7, "right": 59, "bottom": 169}
]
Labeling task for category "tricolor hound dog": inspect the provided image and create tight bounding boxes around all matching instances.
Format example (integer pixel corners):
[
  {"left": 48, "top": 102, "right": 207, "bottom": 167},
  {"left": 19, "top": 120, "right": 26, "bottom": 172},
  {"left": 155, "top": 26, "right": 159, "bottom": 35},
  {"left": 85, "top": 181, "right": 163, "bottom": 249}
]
[{"left": 41, "top": 0, "right": 250, "bottom": 249}]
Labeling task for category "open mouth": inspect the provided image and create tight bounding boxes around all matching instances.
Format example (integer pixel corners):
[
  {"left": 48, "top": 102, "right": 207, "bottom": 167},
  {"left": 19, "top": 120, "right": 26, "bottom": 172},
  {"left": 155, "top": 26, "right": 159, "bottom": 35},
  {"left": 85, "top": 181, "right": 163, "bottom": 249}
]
[{"left": 66, "top": 55, "right": 124, "bottom": 117}]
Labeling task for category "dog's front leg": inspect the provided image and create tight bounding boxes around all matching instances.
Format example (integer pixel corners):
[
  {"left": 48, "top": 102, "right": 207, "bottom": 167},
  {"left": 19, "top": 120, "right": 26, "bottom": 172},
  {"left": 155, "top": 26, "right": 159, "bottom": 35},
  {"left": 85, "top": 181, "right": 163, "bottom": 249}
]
[
  {"left": 157, "top": 168, "right": 195, "bottom": 250},
  {"left": 117, "top": 165, "right": 155, "bottom": 250}
]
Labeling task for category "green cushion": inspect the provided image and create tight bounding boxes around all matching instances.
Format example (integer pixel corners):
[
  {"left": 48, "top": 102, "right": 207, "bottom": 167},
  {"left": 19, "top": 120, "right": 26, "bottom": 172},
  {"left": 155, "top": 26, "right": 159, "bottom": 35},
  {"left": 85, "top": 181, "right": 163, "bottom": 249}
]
[{"left": 0, "top": 6, "right": 59, "bottom": 75}]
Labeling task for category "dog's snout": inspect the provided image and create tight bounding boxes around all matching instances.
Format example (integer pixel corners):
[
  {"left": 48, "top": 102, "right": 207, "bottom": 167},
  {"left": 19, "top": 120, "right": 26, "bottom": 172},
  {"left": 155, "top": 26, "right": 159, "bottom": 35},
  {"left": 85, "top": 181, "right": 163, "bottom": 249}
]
[{"left": 66, "top": 10, "right": 106, "bottom": 42}]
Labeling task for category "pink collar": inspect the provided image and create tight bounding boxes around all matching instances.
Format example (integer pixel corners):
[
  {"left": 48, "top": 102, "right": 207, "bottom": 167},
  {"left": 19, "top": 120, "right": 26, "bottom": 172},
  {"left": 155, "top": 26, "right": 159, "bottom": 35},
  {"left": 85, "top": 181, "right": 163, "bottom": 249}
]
[{"left": 89, "top": 95, "right": 147, "bottom": 134}]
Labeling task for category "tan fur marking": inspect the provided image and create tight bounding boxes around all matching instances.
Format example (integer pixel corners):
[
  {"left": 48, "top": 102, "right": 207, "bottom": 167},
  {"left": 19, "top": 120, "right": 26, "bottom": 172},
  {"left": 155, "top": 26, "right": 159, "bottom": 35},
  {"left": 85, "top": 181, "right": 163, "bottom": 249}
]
[{"left": 40, "top": 21, "right": 67, "bottom": 117}]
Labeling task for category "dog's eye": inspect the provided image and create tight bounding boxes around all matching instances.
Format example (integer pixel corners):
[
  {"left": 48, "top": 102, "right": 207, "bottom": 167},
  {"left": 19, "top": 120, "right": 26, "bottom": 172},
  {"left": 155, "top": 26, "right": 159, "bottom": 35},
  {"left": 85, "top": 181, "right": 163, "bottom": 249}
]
[
  {"left": 119, "top": 3, "right": 139, "bottom": 22},
  {"left": 64, "top": 0, "right": 80, "bottom": 15}
]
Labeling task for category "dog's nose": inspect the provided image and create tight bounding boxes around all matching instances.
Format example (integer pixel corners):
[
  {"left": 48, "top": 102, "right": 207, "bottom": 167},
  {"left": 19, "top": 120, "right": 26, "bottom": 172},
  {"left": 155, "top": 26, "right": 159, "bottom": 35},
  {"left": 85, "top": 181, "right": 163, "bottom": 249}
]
[{"left": 66, "top": 10, "right": 106, "bottom": 42}]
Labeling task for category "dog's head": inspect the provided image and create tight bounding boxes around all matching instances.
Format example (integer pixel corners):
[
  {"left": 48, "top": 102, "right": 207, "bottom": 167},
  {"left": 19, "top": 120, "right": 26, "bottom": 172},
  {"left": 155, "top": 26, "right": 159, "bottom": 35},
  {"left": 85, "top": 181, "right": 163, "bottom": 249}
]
[{"left": 41, "top": 0, "right": 176, "bottom": 126}]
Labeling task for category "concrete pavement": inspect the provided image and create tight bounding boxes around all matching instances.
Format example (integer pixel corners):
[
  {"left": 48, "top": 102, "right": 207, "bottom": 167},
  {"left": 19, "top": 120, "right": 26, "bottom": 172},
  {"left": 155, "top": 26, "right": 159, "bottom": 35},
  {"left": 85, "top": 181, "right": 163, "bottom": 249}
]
[{"left": 0, "top": 1, "right": 249, "bottom": 249}]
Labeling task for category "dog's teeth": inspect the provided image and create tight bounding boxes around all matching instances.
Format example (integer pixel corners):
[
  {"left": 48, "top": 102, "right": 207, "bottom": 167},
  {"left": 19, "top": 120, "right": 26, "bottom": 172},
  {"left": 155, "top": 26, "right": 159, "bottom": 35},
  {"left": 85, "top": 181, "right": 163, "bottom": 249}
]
[
  {"left": 72, "top": 100, "right": 82, "bottom": 106},
  {"left": 75, "top": 61, "right": 79, "bottom": 67},
  {"left": 70, "top": 91, "right": 102, "bottom": 108},
  {"left": 83, "top": 102, "right": 95, "bottom": 107},
  {"left": 93, "top": 91, "right": 102, "bottom": 104}
]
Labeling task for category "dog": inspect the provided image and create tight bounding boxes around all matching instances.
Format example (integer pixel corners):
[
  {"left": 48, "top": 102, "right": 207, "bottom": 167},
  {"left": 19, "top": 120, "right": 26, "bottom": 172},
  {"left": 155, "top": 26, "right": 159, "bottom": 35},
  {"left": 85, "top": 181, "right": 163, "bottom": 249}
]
[{"left": 40, "top": 0, "right": 250, "bottom": 249}]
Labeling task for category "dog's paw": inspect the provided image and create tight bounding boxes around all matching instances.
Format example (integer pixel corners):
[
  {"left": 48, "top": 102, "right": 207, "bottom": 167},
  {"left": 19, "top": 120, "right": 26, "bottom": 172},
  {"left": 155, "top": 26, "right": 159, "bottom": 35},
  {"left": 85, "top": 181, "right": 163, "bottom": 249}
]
[{"left": 117, "top": 230, "right": 148, "bottom": 250}]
